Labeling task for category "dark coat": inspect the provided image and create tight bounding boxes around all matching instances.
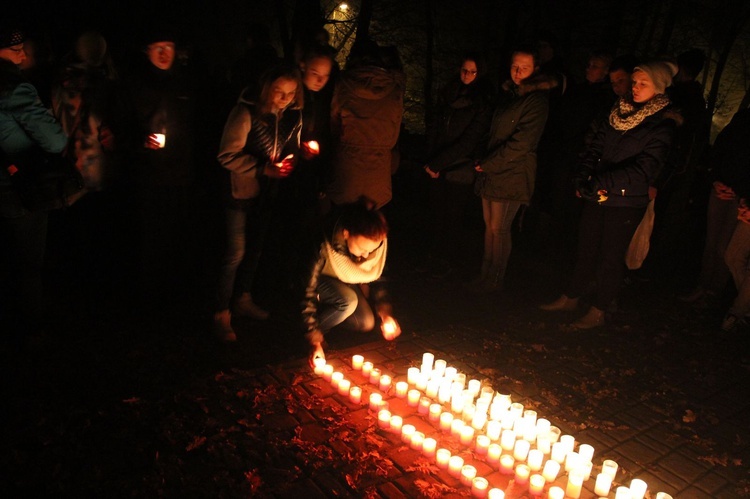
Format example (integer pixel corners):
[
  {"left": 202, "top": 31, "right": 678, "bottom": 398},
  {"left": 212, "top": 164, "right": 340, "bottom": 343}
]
[
  {"left": 711, "top": 108, "right": 750, "bottom": 199},
  {"left": 575, "top": 107, "right": 676, "bottom": 208}
]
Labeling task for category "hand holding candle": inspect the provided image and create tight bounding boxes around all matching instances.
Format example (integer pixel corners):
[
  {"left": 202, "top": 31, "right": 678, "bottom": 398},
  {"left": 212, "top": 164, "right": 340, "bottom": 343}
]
[
  {"left": 301, "top": 140, "right": 320, "bottom": 159},
  {"left": 145, "top": 133, "right": 166, "bottom": 149},
  {"left": 381, "top": 315, "right": 401, "bottom": 340}
]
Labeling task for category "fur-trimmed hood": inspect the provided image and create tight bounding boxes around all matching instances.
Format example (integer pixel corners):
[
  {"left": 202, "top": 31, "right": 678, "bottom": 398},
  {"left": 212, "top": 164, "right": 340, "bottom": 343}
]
[{"left": 501, "top": 72, "right": 560, "bottom": 96}]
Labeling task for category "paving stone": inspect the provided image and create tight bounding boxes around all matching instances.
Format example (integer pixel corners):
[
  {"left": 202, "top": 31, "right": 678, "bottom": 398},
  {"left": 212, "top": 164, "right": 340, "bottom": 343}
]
[
  {"left": 616, "top": 438, "right": 664, "bottom": 466},
  {"left": 298, "top": 423, "right": 332, "bottom": 445},
  {"left": 692, "top": 470, "right": 731, "bottom": 496},
  {"left": 275, "top": 478, "right": 327, "bottom": 499},
  {"left": 262, "top": 411, "right": 300, "bottom": 432},
  {"left": 313, "top": 471, "right": 356, "bottom": 497},
  {"left": 376, "top": 481, "right": 408, "bottom": 498},
  {"left": 657, "top": 450, "right": 714, "bottom": 484},
  {"left": 344, "top": 407, "right": 374, "bottom": 432},
  {"left": 632, "top": 467, "right": 688, "bottom": 496},
  {"left": 676, "top": 485, "right": 720, "bottom": 498}
]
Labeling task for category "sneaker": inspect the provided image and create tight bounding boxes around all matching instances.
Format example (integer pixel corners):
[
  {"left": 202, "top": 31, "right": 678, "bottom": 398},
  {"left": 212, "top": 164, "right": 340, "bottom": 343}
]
[
  {"left": 540, "top": 295, "right": 579, "bottom": 312},
  {"left": 571, "top": 306, "right": 605, "bottom": 329},
  {"left": 213, "top": 310, "right": 236, "bottom": 342},
  {"left": 234, "top": 293, "right": 269, "bottom": 320},
  {"left": 721, "top": 313, "right": 742, "bottom": 332}
]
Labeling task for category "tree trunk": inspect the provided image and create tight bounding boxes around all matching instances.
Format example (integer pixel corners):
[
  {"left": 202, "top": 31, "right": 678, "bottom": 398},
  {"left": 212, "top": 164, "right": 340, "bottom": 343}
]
[
  {"left": 656, "top": 0, "right": 678, "bottom": 55},
  {"left": 275, "top": 0, "right": 292, "bottom": 59},
  {"left": 423, "top": 0, "right": 435, "bottom": 129},
  {"left": 640, "top": 2, "right": 662, "bottom": 58},
  {"left": 739, "top": 85, "right": 750, "bottom": 111},
  {"left": 626, "top": 1, "right": 650, "bottom": 55},
  {"left": 356, "top": 0, "right": 374, "bottom": 44}
]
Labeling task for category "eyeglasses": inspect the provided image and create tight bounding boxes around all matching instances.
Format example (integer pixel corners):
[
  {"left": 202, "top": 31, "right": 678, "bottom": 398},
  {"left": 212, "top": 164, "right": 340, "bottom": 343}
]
[{"left": 461, "top": 68, "right": 478, "bottom": 75}]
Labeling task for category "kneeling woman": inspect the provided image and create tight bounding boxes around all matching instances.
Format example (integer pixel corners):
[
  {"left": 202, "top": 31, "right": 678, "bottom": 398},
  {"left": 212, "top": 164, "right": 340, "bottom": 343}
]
[{"left": 303, "top": 199, "right": 401, "bottom": 366}]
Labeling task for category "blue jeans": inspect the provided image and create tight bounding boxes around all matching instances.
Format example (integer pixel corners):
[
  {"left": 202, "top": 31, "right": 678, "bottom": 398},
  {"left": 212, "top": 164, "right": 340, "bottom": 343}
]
[
  {"left": 317, "top": 276, "right": 375, "bottom": 334},
  {"left": 215, "top": 203, "right": 263, "bottom": 310}
]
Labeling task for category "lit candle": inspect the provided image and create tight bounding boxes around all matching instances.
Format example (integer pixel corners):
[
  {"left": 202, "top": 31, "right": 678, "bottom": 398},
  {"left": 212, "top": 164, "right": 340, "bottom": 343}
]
[
  {"left": 500, "top": 455, "right": 515, "bottom": 474},
  {"left": 439, "top": 411, "right": 454, "bottom": 432},
  {"left": 594, "top": 472, "right": 613, "bottom": 496},
  {"left": 407, "top": 389, "right": 421, "bottom": 407},
  {"left": 475, "top": 435, "right": 490, "bottom": 455},
  {"left": 490, "top": 402, "right": 506, "bottom": 421},
  {"left": 389, "top": 415, "right": 403, "bottom": 434},
  {"left": 550, "top": 442, "right": 566, "bottom": 464},
  {"left": 362, "top": 361, "right": 373, "bottom": 378},
  {"left": 655, "top": 494, "right": 673, "bottom": 499},
  {"left": 578, "top": 443, "right": 594, "bottom": 463},
  {"left": 418, "top": 397, "right": 431, "bottom": 415},
  {"left": 433, "top": 359, "right": 447, "bottom": 377},
  {"left": 565, "top": 470, "right": 584, "bottom": 499},
  {"left": 580, "top": 460, "right": 593, "bottom": 481},
  {"left": 451, "top": 392, "right": 465, "bottom": 414},
  {"left": 369, "top": 368, "right": 381, "bottom": 386},
  {"left": 488, "top": 489, "right": 505, "bottom": 499},
  {"left": 395, "top": 381, "right": 408, "bottom": 398},
  {"left": 337, "top": 379, "right": 351, "bottom": 396},
  {"left": 426, "top": 379, "right": 440, "bottom": 398},
  {"left": 467, "top": 379, "right": 481, "bottom": 397},
  {"left": 527, "top": 449, "right": 543, "bottom": 471},
  {"left": 330, "top": 371, "right": 344, "bottom": 389},
  {"left": 369, "top": 393, "right": 382, "bottom": 411},
  {"left": 407, "top": 367, "right": 420, "bottom": 385},
  {"left": 349, "top": 386, "right": 362, "bottom": 404},
  {"left": 421, "top": 352, "right": 435, "bottom": 374},
  {"left": 471, "top": 476, "right": 489, "bottom": 498},
  {"left": 471, "top": 411, "right": 487, "bottom": 431},
  {"left": 460, "top": 464, "right": 477, "bottom": 487},
  {"left": 416, "top": 373, "right": 428, "bottom": 391},
  {"left": 422, "top": 437, "right": 437, "bottom": 458},
  {"left": 500, "top": 429, "right": 516, "bottom": 451},
  {"left": 378, "top": 409, "right": 391, "bottom": 429},
  {"left": 444, "top": 366, "right": 457, "bottom": 381},
  {"left": 509, "top": 402, "right": 524, "bottom": 419},
  {"left": 153, "top": 133, "right": 166, "bottom": 148},
  {"left": 448, "top": 455, "right": 464, "bottom": 478},
  {"left": 313, "top": 358, "right": 326, "bottom": 375},
  {"left": 536, "top": 417, "right": 551, "bottom": 435},
  {"left": 615, "top": 486, "right": 632, "bottom": 499},
  {"left": 438, "top": 380, "right": 452, "bottom": 404},
  {"left": 436, "top": 448, "right": 451, "bottom": 469},
  {"left": 547, "top": 486, "right": 564, "bottom": 499},
  {"left": 514, "top": 464, "right": 530, "bottom": 485},
  {"left": 564, "top": 451, "right": 580, "bottom": 472},
  {"left": 559, "top": 434, "right": 575, "bottom": 454},
  {"left": 536, "top": 432, "right": 551, "bottom": 455},
  {"left": 410, "top": 431, "right": 425, "bottom": 451},
  {"left": 487, "top": 443, "right": 501, "bottom": 465},
  {"left": 541, "top": 459, "right": 560, "bottom": 482},
  {"left": 379, "top": 374, "right": 392, "bottom": 393},
  {"left": 486, "top": 420, "right": 501, "bottom": 441},
  {"left": 460, "top": 425, "right": 475, "bottom": 446},
  {"left": 629, "top": 479, "right": 647, "bottom": 499},
  {"left": 529, "top": 474, "right": 545, "bottom": 495},
  {"left": 601, "top": 459, "right": 619, "bottom": 480},
  {"left": 401, "top": 424, "right": 415, "bottom": 444},
  {"left": 322, "top": 364, "right": 334, "bottom": 382},
  {"left": 513, "top": 439, "right": 530, "bottom": 462},
  {"left": 429, "top": 403, "right": 442, "bottom": 422},
  {"left": 351, "top": 354, "right": 364, "bottom": 370},
  {"left": 548, "top": 426, "right": 561, "bottom": 443},
  {"left": 304, "top": 140, "right": 320, "bottom": 154},
  {"left": 450, "top": 418, "right": 465, "bottom": 438}
]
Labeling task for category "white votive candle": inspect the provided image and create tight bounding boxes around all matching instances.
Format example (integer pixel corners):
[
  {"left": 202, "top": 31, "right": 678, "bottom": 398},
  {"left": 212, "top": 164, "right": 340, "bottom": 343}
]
[
  {"left": 410, "top": 431, "right": 425, "bottom": 451},
  {"left": 580, "top": 460, "right": 593, "bottom": 481},
  {"left": 460, "top": 425, "right": 475, "bottom": 446},
  {"left": 541, "top": 459, "right": 560, "bottom": 482},
  {"left": 514, "top": 464, "right": 530, "bottom": 485},
  {"left": 351, "top": 354, "right": 364, "bottom": 370},
  {"left": 487, "top": 443, "right": 501, "bottom": 465},
  {"left": 471, "top": 476, "right": 489, "bottom": 498},
  {"left": 407, "top": 367, "right": 420, "bottom": 385},
  {"left": 500, "top": 454, "right": 514, "bottom": 474},
  {"left": 529, "top": 473, "right": 545, "bottom": 495},
  {"left": 448, "top": 455, "right": 464, "bottom": 478},
  {"left": 330, "top": 371, "right": 344, "bottom": 389},
  {"left": 536, "top": 432, "right": 551, "bottom": 455},
  {"left": 418, "top": 397, "right": 431, "bottom": 415},
  {"left": 379, "top": 374, "right": 392, "bottom": 393},
  {"left": 450, "top": 418, "right": 465, "bottom": 438},
  {"left": 337, "top": 378, "right": 351, "bottom": 396},
  {"left": 407, "top": 389, "right": 421, "bottom": 407},
  {"left": 429, "top": 403, "right": 442, "bottom": 422},
  {"left": 389, "top": 415, "right": 402, "bottom": 434},
  {"left": 594, "top": 472, "right": 613, "bottom": 496},
  {"left": 565, "top": 470, "right": 584, "bottom": 499},
  {"left": 547, "top": 486, "right": 564, "bottom": 499},
  {"left": 488, "top": 489, "right": 505, "bottom": 499},
  {"left": 440, "top": 411, "right": 454, "bottom": 432},
  {"left": 471, "top": 411, "right": 487, "bottom": 431},
  {"left": 322, "top": 364, "right": 334, "bottom": 382},
  {"left": 421, "top": 352, "right": 435, "bottom": 374},
  {"left": 460, "top": 464, "right": 477, "bottom": 487},
  {"left": 527, "top": 449, "right": 543, "bottom": 471},
  {"left": 655, "top": 493, "right": 673, "bottom": 499},
  {"left": 368, "top": 393, "right": 382, "bottom": 411},
  {"left": 486, "top": 420, "right": 502, "bottom": 441},
  {"left": 433, "top": 359, "right": 447, "bottom": 377},
  {"left": 601, "top": 459, "right": 619, "bottom": 480},
  {"left": 313, "top": 358, "right": 326, "bottom": 375},
  {"left": 416, "top": 373, "right": 429, "bottom": 391},
  {"left": 401, "top": 424, "right": 415, "bottom": 444},
  {"left": 559, "top": 434, "right": 575, "bottom": 454},
  {"left": 468, "top": 378, "right": 481, "bottom": 397},
  {"left": 378, "top": 409, "right": 391, "bottom": 429},
  {"left": 444, "top": 366, "right": 457, "bottom": 381},
  {"left": 615, "top": 487, "right": 632, "bottom": 499},
  {"left": 565, "top": 451, "right": 580, "bottom": 472},
  {"left": 395, "top": 381, "right": 408, "bottom": 398},
  {"left": 369, "top": 368, "right": 381, "bottom": 385},
  {"left": 349, "top": 386, "right": 362, "bottom": 404},
  {"left": 362, "top": 361, "right": 373, "bottom": 378},
  {"left": 578, "top": 443, "right": 594, "bottom": 463},
  {"left": 426, "top": 379, "right": 440, "bottom": 398},
  {"left": 422, "top": 437, "right": 437, "bottom": 458},
  {"left": 513, "top": 439, "right": 530, "bottom": 462},
  {"left": 629, "top": 479, "right": 647, "bottom": 499},
  {"left": 500, "top": 429, "right": 516, "bottom": 451},
  {"left": 436, "top": 448, "right": 451, "bottom": 469},
  {"left": 550, "top": 442, "right": 566, "bottom": 464},
  {"left": 548, "top": 426, "right": 561, "bottom": 443},
  {"left": 475, "top": 435, "right": 490, "bottom": 455}
]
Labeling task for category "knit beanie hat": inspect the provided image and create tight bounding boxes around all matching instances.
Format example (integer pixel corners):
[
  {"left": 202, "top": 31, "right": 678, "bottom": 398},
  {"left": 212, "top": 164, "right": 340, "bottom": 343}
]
[
  {"left": 633, "top": 61, "right": 677, "bottom": 94},
  {"left": 0, "top": 27, "right": 24, "bottom": 49}
]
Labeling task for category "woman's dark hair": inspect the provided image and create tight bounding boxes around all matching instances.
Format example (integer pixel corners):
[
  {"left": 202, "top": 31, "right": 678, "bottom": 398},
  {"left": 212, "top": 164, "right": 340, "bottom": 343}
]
[
  {"left": 257, "top": 63, "right": 304, "bottom": 113},
  {"left": 511, "top": 44, "right": 540, "bottom": 67},
  {"left": 461, "top": 50, "right": 487, "bottom": 78},
  {"left": 337, "top": 197, "right": 389, "bottom": 240},
  {"left": 302, "top": 43, "right": 336, "bottom": 66}
]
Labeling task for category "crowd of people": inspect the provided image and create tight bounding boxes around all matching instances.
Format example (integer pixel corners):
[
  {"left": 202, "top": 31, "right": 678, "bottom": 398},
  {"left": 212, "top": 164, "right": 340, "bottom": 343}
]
[{"left": 1, "top": 19, "right": 748, "bottom": 364}]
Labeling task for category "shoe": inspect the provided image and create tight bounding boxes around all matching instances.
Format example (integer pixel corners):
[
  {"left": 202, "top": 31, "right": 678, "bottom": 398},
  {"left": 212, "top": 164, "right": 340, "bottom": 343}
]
[
  {"left": 540, "top": 295, "right": 579, "bottom": 312},
  {"left": 571, "top": 306, "right": 605, "bottom": 329},
  {"left": 234, "top": 292, "right": 269, "bottom": 320},
  {"left": 679, "top": 286, "right": 706, "bottom": 303},
  {"left": 213, "top": 310, "right": 236, "bottom": 342},
  {"left": 721, "top": 313, "right": 743, "bottom": 332}
]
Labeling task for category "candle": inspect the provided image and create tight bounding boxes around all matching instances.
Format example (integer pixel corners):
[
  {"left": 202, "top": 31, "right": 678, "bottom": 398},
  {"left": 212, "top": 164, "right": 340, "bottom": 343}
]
[
  {"left": 416, "top": 373, "right": 428, "bottom": 391},
  {"left": 578, "top": 443, "right": 594, "bottom": 463},
  {"left": 349, "top": 386, "right": 362, "bottom": 404},
  {"left": 514, "top": 464, "right": 530, "bottom": 485},
  {"left": 436, "top": 448, "right": 451, "bottom": 469},
  {"left": 486, "top": 420, "right": 501, "bottom": 441},
  {"left": 433, "top": 359, "right": 447, "bottom": 377},
  {"left": 337, "top": 379, "right": 351, "bottom": 396},
  {"left": 389, "top": 415, "right": 403, "bottom": 434},
  {"left": 536, "top": 432, "right": 551, "bottom": 455},
  {"left": 422, "top": 437, "right": 437, "bottom": 458},
  {"left": 488, "top": 489, "right": 505, "bottom": 499},
  {"left": 467, "top": 378, "right": 481, "bottom": 397},
  {"left": 351, "top": 354, "right": 364, "bottom": 370},
  {"left": 487, "top": 443, "right": 501, "bottom": 465},
  {"left": 421, "top": 352, "right": 434, "bottom": 374},
  {"left": 407, "top": 367, "right": 420, "bottom": 385},
  {"left": 500, "top": 455, "right": 515, "bottom": 474},
  {"left": 559, "top": 434, "right": 575, "bottom": 454},
  {"left": 460, "top": 464, "right": 477, "bottom": 487},
  {"left": 565, "top": 470, "right": 584, "bottom": 499},
  {"left": 407, "top": 389, "right": 421, "bottom": 407},
  {"left": 369, "top": 368, "right": 381, "bottom": 386},
  {"left": 547, "top": 486, "right": 564, "bottom": 499},
  {"left": 418, "top": 397, "right": 431, "bottom": 415},
  {"left": 529, "top": 474, "right": 545, "bottom": 495},
  {"left": 471, "top": 476, "right": 489, "bottom": 498},
  {"left": 601, "top": 459, "right": 619, "bottom": 480},
  {"left": 471, "top": 411, "right": 487, "bottom": 431},
  {"left": 153, "top": 133, "right": 166, "bottom": 148},
  {"left": 541, "top": 460, "right": 560, "bottom": 482},
  {"left": 527, "top": 449, "right": 543, "bottom": 471},
  {"left": 313, "top": 358, "right": 326, "bottom": 375},
  {"left": 322, "top": 364, "right": 334, "bottom": 382},
  {"left": 509, "top": 402, "right": 524, "bottom": 419},
  {"left": 460, "top": 425, "right": 475, "bottom": 446},
  {"left": 448, "top": 455, "right": 464, "bottom": 478},
  {"left": 395, "top": 381, "right": 409, "bottom": 398},
  {"left": 550, "top": 442, "right": 566, "bottom": 464},
  {"left": 629, "top": 479, "right": 647, "bottom": 499},
  {"left": 379, "top": 374, "right": 392, "bottom": 393},
  {"left": 444, "top": 366, "right": 458, "bottom": 381},
  {"left": 378, "top": 410, "right": 391, "bottom": 429},
  {"left": 594, "top": 472, "right": 613, "bottom": 496},
  {"left": 440, "top": 411, "right": 454, "bottom": 432},
  {"left": 451, "top": 392, "right": 465, "bottom": 414},
  {"left": 655, "top": 494, "right": 673, "bottom": 499},
  {"left": 564, "top": 451, "right": 580, "bottom": 472},
  {"left": 536, "top": 418, "right": 551, "bottom": 435},
  {"left": 455, "top": 373, "right": 466, "bottom": 389},
  {"left": 362, "top": 361, "right": 373, "bottom": 378},
  {"left": 475, "top": 435, "right": 490, "bottom": 455},
  {"left": 513, "top": 439, "right": 530, "bottom": 462},
  {"left": 330, "top": 371, "right": 344, "bottom": 389},
  {"left": 500, "top": 429, "right": 516, "bottom": 451},
  {"left": 401, "top": 424, "right": 415, "bottom": 444},
  {"left": 429, "top": 403, "right": 442, "bottom": 422},
  {"left": 410, "top": 431, "right": 425, "bottom": 451},
  {"left": 304, "top": 140, "right": 320, "bottom": 153},
  {"left": 438, "top": 380, "right": 452, "bottom": 404},
  {"left": 615, "top": 487, "right": 632, "bottom": 499},
  {"left": 548, "top": 426, "right": 561, "bottom": 443},
  {"left": 450, "top": 418, "right": 465, "bottom": 438},
  {"left": 369, "top": 393, "right": 382, "bottom": 411},
  {"left": 426, "top": 379, "right": 440, "bottom": 398},
  {"left": 580, "top": 460, "right": 593, "bottom": 481}
]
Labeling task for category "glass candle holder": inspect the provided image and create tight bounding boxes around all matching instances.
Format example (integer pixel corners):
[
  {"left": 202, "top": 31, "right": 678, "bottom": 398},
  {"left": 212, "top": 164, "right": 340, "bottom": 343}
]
[
  {"left": 407, "top": 389, "right": 421, "bottom": 407},
  {"left": 422, "top": 437, "right": 437, "bottom": 458},
  {"left": 486, "top": 420, "right": 501, "bottom": 441},
  {"left": 471, "top": 476, "right": 489, "bottom": 498},
  {"left": 513, "top": 439, "right": 530, "bottom": 462},
  {"left": 330, "top": 371, "right": 344, "bottom": 389},
  {"left": 629, "top": 479, "right": 647, "bottom": 499},
  {"left": 337, "top": 378, "right": 351, "bottom": 397},
  {"left": 407, "top": 367, "right": 420, "bottom": 385},
  {"left": 475, "top": 435, "right": 490, "bottom": 455},
  {"left": 362, "top": 361, "right": 373, "bottom": 378},
  {"left": 559, "top": 434, "right": 575, "bottom": 454},
  {"left": 389, "top": 415, "right": 402, "bottom": 434},
  {"left": 594, "top": 472, "right": 613, "bottom": 496},
  {"left": 448, "top": 455, "right": 464, "bottom": 478},
  {"left": 351, "top": 354, "right": 364, "bottom": 370},
  {"left": 488, "top": 489, "right": 505, "bottom": 499},
  {"left": 395, "top": 381, "right": 408, "bottom": 398},
  {"left": 313, "top": 358, "right": 326, "bottom": 375},
  {"left": 322, "top": 364, "right": 334, "bottom": 382},
  {"left": 369, "top": 368, "right": 381, "bottom": 386},
  {"left": 460, "top": 425, "right": 475, "bottom": 446},
  {"left": 429, "top": 403, "right": 442, "bottom": 422},
  {"left": 436, "top": 448, "right": 451, "bottom": 469},
  {"left": 527, "top": 449, "right": 543, "bottom": 471},
  {"left": 410, "top": 431, "right": 425, "bottom": 451},
  {"left": 379, "top": 374, "right": 392, "bottom": 393},
  {"left": 615, "top": 487, "right": 632, "bottom": 499},
  {"left": 440, "top": 411, "right": 454, "bottom": 432},
  {"left": 418, "top": 397, "right": 431, "bottom": 415},
  {"left": 514, "top": 464, "right": 530, "bottom": 485},
  {"left": 460, "top": 464, "right": 477, "bottom": 487},
  {"left": 401, "top": 424, "right": 415, "bottom": 444},
  {"left": 548, "top": 486, "right": 564, "bottom": 499},
  {"left": 550, "top": 442, "right": 566, "bottom": 464},
  {"left": 450, "top": 418, "right": 465, "bottom": 438},
  {"left": 377, "top": 409, "right": 391, "bottom": 429},
  {"left": 529, "top": 473, "right": 545, "bottom": 496},
  {"left": 541, "top": 459, "right": 560, "bottom": 482},
  {"left": 487, "top": 443, "right": 501, "bottom": 465},
  {"left": 421, "top": 352, "right": 434, "bottom": 374},
  {"left": 500, "top": 455, "right": 515, "bottom": 474},
  {"left": 578, "top": 443, "right": 594, "bottom": 463},
  {"left": 565, "top": 470, "right": 584, "bottom": 499},
  {"left": 601, "top": 459, "right": 619, "bottom": 480},
  {"left": 369, "top": 393, "right": 383, "bottom": 411},
  {"left": 349, "top": 386, "right": 362, "bottom": 404},
  {"left": 500, "top": 429, "right": 516, "bottom": 451}
]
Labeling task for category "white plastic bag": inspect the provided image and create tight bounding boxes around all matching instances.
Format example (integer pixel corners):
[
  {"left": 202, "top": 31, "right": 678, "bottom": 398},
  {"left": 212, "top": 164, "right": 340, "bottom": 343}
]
[{"left": 626, "top": 199, "right": 656, "bottom": 270}]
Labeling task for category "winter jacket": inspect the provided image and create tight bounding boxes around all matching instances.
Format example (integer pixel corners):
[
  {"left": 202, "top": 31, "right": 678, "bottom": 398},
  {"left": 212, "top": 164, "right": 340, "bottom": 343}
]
[
  {"left": 575, "top": 107, "right": 676, "bottom": 208},
  {"left": 217, "top": 89, "right": 302, "bottom": 201},
  {"left": 475, "top": 78, "right": 549, "bottom": 203},
  {"left": 426, "top": 78, "right": 493, "bottom": 173},
  {"left": 711, "top": 108, "right": 750, "bottom": 199},
  {"left": 327, "top": 65, "right": 405, "bottom": 208}
]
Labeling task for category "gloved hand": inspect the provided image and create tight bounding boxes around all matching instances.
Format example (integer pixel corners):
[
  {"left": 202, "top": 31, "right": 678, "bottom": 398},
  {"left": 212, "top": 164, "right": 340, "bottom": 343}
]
[{"left": 573, "top": 176, "right": 598, "bottom": 201}]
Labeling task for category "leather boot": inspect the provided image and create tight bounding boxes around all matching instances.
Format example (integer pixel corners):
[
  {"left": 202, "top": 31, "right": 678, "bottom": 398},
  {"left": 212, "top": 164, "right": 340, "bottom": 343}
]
[
  {"left": 468, "top": 260, "right": 492, "bottom": 288},
  {"left": 234, "top": 292, "right": 269, "bottom": 320},
  {"left": 539, "top": 294, "right": 579, "bottom": 311},
  {"left": 482, "top": 266, "right": 504, "bottom": 292},
  {"left": 213, "top": 310, "right": 236, "bottom": 342},
  {"left": 571, "top": 306, "right": 605, "bottom": 329}
]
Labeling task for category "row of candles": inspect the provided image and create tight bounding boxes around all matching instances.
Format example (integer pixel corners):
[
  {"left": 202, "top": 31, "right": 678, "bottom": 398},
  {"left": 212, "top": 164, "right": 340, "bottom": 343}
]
[{"left": 313, "top": 352, "right": 674, "bottom": 499}]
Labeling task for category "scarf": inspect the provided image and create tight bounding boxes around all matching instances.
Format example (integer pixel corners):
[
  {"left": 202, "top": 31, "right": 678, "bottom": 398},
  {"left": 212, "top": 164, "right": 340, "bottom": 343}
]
[
  {"left": 321, "top": 238, "right": 387, "bottom": 284},
  {"left": 609, "top": 94, "right": 670, "bottom": 131}
]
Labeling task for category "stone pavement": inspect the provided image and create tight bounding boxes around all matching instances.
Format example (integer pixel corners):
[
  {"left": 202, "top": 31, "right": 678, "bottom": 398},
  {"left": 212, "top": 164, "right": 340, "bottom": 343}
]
[{"left": 245, "top": 320, "right": 749, "bottom": 499}]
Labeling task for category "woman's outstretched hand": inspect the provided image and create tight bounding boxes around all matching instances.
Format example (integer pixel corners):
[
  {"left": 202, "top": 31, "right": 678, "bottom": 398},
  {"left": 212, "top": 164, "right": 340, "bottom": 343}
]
[
  {"left": 380, "top": 315, "right": 401, "bottom": 341},
  {"left": 309, "top": 341, "right": 325, "bottom": 369}
]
